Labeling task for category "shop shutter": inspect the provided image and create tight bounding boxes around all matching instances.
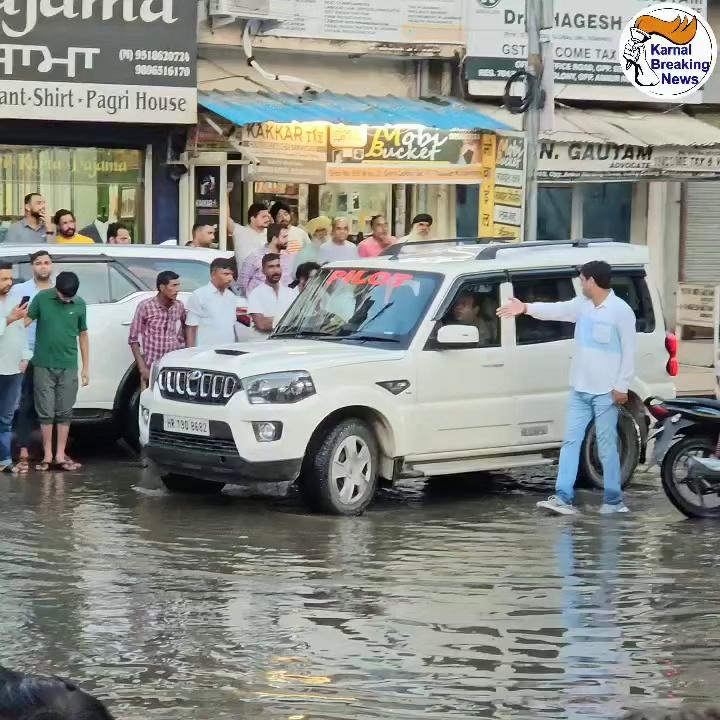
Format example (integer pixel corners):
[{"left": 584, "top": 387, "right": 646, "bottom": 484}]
[{"left": 684, "top": 182, "right": 720, "bottom": 282}]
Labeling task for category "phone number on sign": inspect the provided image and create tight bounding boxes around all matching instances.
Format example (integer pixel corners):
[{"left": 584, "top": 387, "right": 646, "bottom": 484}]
[
  {"left": 133, "top": 50, "right": 191, "bottom": 63},
  {"left": 135, "top": 65, "right": 191, "bottom": 77}
]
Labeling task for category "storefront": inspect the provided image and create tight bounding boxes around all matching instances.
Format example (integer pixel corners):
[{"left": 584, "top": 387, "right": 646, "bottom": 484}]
[
  {"left": 0, "top": 3, "right": 198, "bottom": 244},
  {"left": 183, "top": 91, "right": 515, "bottom": 247},
  {"left": 457, "top": 105, "right": 720, "bottom": 252}
]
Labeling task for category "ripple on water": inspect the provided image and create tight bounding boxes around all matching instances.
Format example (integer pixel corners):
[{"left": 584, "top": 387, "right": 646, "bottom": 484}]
[{"left": 1, "top": 468, "right": 720, "bottom": 719}]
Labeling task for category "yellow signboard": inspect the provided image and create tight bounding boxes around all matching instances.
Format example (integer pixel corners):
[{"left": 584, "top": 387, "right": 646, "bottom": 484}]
[{"left": 479, "top": 133, "right": 496, "bottom": 238}]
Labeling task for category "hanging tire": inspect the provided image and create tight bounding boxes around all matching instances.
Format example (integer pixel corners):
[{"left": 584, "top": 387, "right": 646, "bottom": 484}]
[
  {"left": 161, "top": 474, "right": 226, "bottom": 495},
  {"left": 300, "top": 419, "right": 379, "bottom": 515},
  {"left": 660, "top": 435, "right": 720, "bottom": 519},
  {"left": 577, "top": 406, "right": 641, "bottom": 490}
]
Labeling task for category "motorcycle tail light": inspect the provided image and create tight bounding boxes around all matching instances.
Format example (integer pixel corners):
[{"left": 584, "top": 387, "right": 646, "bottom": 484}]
[{"left": 648, "top": 403, "right": 672, "bottom": 420}]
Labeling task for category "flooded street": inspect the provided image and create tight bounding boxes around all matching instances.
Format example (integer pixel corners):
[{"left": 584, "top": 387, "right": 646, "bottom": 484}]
[{"left": 1, "top": 449, "right": 720, "bottom": 720}]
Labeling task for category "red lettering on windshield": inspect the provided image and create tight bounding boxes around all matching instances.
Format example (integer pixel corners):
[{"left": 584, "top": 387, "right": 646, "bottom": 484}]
[
  {"left": 326, "top": 270, "right": 414, "bottom": 288},
  {"left": 327, "top": 270, "right": 348, "bottom": 284},
  {"left": 390, "top": 273, "right": 413, "bottom": 288},
  {"left": 367, "top": 272, "right": 390, "bottom": 286}
]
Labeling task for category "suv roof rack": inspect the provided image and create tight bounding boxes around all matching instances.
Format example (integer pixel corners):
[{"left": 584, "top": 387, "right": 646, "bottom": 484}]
[
  {"left": 475, "top": 237, "right": 616, "bottom": 260},
  {"left": 381, "top": 237, "right": 507, "bottom": 258},
  {"left": 380, "top": 237, "right": 617, "bottom": 260}
]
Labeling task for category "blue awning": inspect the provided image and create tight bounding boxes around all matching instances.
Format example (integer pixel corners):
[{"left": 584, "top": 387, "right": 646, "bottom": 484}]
[{"left": 198, "top": 90, "right": 512, "bottom": 132}]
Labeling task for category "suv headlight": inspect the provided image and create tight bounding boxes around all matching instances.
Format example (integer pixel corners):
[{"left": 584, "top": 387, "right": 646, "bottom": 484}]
[
  {"left": 244, "top": 371, "right": 316, "bottom": 404},
  {"left": 150, "top": 363, "right": 161, "bottom": 390}
]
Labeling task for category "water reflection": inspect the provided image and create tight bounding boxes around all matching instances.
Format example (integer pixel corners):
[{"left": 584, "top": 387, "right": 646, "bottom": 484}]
[{"left": 0, "top": 464, "right": 719, "bottom": 719}]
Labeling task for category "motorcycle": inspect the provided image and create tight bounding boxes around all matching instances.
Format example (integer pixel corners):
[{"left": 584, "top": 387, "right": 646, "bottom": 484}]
[{"left": 646, "top": 396, "right": 720, "bottom": 518}]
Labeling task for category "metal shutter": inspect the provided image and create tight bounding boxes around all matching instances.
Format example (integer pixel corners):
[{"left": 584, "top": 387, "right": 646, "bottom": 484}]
[{"left": 684, "top": 182, "right": 720, "bottom": 282}]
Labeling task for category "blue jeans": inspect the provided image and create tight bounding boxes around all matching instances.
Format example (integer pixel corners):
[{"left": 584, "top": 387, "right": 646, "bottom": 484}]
[
  {"left": 556, "top": 390, "right": 623, "bottom": 506},
  {"left": 0, "top": 373, "right": 23, "bottom": 465}
]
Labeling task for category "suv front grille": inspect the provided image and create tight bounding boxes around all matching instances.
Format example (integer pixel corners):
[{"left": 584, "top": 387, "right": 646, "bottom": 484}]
[
  {"left": 158, "top": 368, "right": 240, "bottom": 405},
  {"left": 149, "top": 429, "right": 239, "bottom": 456}
]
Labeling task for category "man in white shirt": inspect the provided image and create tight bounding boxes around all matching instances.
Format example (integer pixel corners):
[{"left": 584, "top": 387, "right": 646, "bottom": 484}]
[
  {"left": 318, "top": 217, "right": 359, "bottom": 264},
  {"left": 247, "top": 253, "right": 298, "bottom": 336},
  {"left": 233, "top": 203, "right": 271, "bottom": 266},
  {"left": 11, "top": 249, "right": 54, "bottom": 473},
  {"left": 0, "top": 262, "right": 30, "bottom": 472},
  {"left": 498, "top": 260, "right": 637, "bottom": 516},
  {"left": 270, "top": 201, "right": 310, "bottom": 255},
  {"left": 186, "top": 258, "right": 237, "bottom": 347}
]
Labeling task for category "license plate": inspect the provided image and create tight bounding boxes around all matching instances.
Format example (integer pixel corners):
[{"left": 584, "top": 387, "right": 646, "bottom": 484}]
[{"left": 163, "top": 415, "right": 210, "bottom": 436}]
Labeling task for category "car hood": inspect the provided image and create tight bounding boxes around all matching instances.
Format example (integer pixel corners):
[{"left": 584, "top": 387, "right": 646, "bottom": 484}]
[{"left": 159, "top": 338, "right": 406, "bottom": 375}]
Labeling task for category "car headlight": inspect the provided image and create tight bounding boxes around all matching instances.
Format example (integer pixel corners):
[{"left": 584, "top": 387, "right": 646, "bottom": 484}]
[
  {"left": 150, "top": 363, "right": 161, "bottom": 390},
  {"left": 244, "top": 371, "right": 316, "bottom": 404}
]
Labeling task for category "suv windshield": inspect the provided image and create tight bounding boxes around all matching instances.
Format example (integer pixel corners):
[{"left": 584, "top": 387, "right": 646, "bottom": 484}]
[{"left": 273, "top": 267, "right": 441, "bottom": 348}]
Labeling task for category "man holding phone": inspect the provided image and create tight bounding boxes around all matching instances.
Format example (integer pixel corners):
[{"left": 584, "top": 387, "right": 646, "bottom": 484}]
[
  {"left": 11, "top": 251, "right": 54, "bottom": 473},
  {"left": 0, "top": 263, "right": 30, "bottom": 473}
]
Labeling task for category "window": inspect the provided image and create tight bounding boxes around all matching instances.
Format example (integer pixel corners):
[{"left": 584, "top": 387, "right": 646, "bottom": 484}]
[
  {"left": 612, "top": 273, "right": 656, "bottom": 333},
  {"left": 0, "top": 146, "right": 144, "bottom": 242},
  {"left": 117, "top": 258, "right": 212, "bottom": 292},
  {"left": 537, "top": 187, "right": 572, "bottom": 241},
  {"left": 109, "top": 265, "right": 141, "bottom": 301},
  {"left": 53, "top": 262, "right": 111, "bottom": 304},
  {"left": 582, "top": 184, "right": 632, "bottom": 243},
  {"left": 437, "top": 279, "right": 501, "bottom": 348},
  {"left": 512, "top": 275, "right": 576, "bottom": 345},
  {"left": 275, "top": 267, "right": 442, "bottom": 349}
]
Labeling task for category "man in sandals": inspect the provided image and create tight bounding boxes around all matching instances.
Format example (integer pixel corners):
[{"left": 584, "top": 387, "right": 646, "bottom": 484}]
[
  {"left": 26, "top": 272, "right": 89, "bottom": 471},
  {"left": 0, "top": 263, "right": 30, "bottom": 474}
]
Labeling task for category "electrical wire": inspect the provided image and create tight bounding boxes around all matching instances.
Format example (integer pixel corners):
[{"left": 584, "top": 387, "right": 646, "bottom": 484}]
[{"left": 242, "top": 20, "right": 324, "bottom": 93}]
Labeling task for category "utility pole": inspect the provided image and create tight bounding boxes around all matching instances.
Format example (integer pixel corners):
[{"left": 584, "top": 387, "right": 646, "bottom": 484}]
[{"left": 523, "top": 0, "right": 554, "bottom": 243}]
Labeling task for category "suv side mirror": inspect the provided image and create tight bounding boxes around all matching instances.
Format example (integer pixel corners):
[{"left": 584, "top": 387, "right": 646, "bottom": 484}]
[{"left": 436, "top": 324, "right": 479, "bottom": 348}]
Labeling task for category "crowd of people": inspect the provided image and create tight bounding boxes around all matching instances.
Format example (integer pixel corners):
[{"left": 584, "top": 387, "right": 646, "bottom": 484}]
[{"left": 0, "top": 192, "right": 436, "bottom": 473}]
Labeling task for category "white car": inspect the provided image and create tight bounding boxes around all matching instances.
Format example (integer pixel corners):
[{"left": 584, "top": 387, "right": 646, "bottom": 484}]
[
  {"left": 139, "top": 239, "right": 677, "bottom": 515},
  {"left": 0, "top": 243, "right": 250, "bottom": 446}
]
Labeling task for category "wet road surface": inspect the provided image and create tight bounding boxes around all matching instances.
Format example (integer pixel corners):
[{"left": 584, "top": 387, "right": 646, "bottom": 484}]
[{"left": 1, "top": 446, "right": 720, "bottom": 720}]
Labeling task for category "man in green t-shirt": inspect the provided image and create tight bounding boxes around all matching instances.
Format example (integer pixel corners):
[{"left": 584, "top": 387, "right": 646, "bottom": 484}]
[{"left": 27, "top": 271, "right": 90, "bottom": 472}]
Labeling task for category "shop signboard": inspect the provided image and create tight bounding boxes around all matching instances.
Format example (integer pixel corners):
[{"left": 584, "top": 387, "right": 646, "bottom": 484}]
[
  {"left": 479, "top": 132, "right": 526, "bottom": 242},
  {"left": 537, "top": 142, "right": 720, "bottom": 181},
  {"left": 0, "top": 146, "right": 142, "bottom": 184},
  {"left": 465, "top": 0, "right": 707, "bottom": 102},
  {"left": 0, "top": 1, "right": 197, "bottom": 124},
  {"left": 677, "top": 283, "right": 717, "bottom": 328},
  {"left": 326, "top": 126, "right": 488, "bottom": 184},
  {"left": 263, "top": 0, "right": 463, "bottom": 44},
  {"left": 242, "top": 122, "right": 328, "bottom": 184}
]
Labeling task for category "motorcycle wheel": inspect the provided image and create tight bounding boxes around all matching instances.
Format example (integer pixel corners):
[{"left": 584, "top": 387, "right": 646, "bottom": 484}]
[{"left": 660, "top": 435, "right": 720, "bottom": 518}]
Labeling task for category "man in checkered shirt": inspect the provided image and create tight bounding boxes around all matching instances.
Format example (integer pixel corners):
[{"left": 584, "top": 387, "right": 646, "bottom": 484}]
[{"left": 129, "top": 271, "right": 187, "bottom": 389}]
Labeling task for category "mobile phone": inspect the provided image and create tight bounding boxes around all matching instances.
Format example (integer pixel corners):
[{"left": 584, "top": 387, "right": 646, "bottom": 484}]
[{"left": 20, "top": 296, "right": 30, "bottom": 306}]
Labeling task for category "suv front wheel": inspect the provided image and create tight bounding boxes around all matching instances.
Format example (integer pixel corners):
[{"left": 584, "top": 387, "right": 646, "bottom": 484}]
[
  {"left": 300, "top": 419, "right": 379, "bottom": 515},
  {"left": 578, "top": 406, "right": 641, "bottom": 490}
]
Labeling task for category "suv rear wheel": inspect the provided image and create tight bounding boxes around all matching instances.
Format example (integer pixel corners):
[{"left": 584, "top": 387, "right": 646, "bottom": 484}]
[
  {"left": 300, "top": 419, "right": 379, "bottom": 515},
  {"left": 578, "top": 406, "right": 641, "bottom": 490}
]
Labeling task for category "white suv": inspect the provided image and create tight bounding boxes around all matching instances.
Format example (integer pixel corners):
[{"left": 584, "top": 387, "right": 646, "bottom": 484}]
[
  {"left": 0, "top": 244, "right": 249, "bottom": 446},
  {"left": 139, "top": 239, "right": 677, "bottom": 515}
]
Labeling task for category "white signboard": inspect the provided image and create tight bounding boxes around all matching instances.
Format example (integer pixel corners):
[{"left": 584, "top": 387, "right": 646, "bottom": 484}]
[
  {"left": 536, "top": 142, "right": 720, "bottom": 181},
  {"left": 677, "top": 283, "right": 717, "bottom": 328},
  {"left": 465, "top": 0, "right": 707, "bottom": 102},
  {"left": 262, "top": 0, "right": 463, "bottom": 43}
]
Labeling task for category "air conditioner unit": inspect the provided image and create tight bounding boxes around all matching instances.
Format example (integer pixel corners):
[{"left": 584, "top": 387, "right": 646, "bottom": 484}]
[{"left": 208, "top": 0, "right": 296, "bottom": 21}]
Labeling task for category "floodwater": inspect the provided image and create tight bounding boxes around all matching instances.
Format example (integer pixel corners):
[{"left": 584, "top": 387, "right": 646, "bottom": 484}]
[{"left": 1, "top": 450, "right": 720, "bottom": 720}]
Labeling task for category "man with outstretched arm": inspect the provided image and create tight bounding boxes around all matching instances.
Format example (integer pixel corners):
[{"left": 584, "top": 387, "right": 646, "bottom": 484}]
[{"left": 497, "top": 260, "right": 637, "bottom": 515}]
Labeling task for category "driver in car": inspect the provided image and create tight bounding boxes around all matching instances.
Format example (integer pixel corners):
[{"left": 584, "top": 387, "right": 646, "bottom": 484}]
[{"left": 451, "top": 291, "right": 495, "bottom": 346}]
